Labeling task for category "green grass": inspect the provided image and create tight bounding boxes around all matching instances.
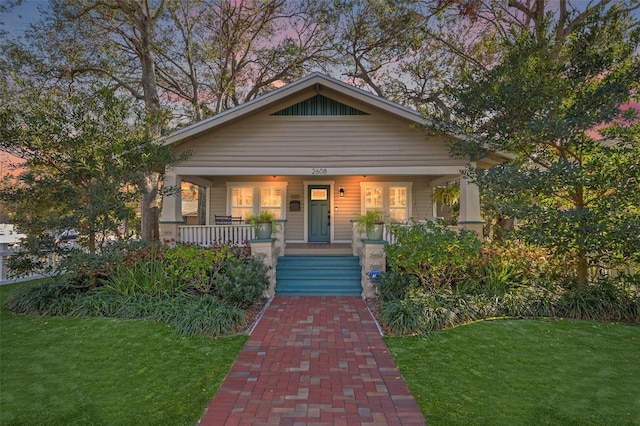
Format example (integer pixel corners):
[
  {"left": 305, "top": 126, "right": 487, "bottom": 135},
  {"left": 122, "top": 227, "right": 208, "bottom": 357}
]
[
  {"left": 386, "top": 319, "right": 640, "bottom": 426},
  {"left": 0, "top": 281, "right": 247, "bottom": 426}
]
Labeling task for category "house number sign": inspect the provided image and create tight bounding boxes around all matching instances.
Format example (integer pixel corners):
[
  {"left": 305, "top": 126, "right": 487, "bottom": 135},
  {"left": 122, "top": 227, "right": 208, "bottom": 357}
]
[{"left": 311, "top": 168, "right": 328, "bottom": 175}]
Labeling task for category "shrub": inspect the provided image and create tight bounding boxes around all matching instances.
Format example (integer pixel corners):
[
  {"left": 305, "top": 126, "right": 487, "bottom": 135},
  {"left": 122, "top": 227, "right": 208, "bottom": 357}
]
[
  {"left": 5, "top": 241, "right": 266, "bottom": 337},
  {"left": 381, "top": 298, "right": 426, "bottom": 335},
  {"left": 162, "top": 243, "right": 232, "bottom": 294},
  {"left": 212, "top": 256, "right": 269, "bottom": 308},
  {"left": 386, "top": 220, "right": 481, "bottom": 289},
  {"left": 378, "top": 232, "right": 640, "bottom": 335},
  {"left": 6, "top": 278, "right": 78, "bottom": 315},
  {"left": 171, "top": 296, "right": 246, "bottom": 337},
  {"left": 498, "top": 285, "right": 562, "bottom": 318},
  {"left": 106, "top": 257, "right": 187, "bottom": 298},
  {"left": 68, "top": 288, "right": 123, "bottom": 317},
  {"left": 374, "top": 271, "right": 415, "bottom": 302},
  {"left": 557, "top": 278, "right": 640, "bottom": 322}
]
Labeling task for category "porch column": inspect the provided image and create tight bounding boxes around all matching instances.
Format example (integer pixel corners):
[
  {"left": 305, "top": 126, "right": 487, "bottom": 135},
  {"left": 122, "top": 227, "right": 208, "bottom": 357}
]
[
  {"left": 250, "top": 239, "right": 279, "bottom": 298},
  {"left": 458, "top": 168, "right": 484, "bottom": 237},
  {"left": 159, "top": 171, "right": 183, "bottom": 245}
]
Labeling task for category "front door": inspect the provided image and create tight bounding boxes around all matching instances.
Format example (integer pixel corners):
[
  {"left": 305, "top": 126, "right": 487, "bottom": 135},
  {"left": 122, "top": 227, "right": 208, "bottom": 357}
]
[{"left": 308, "top": 185, "right": 330, "bottom": 242}]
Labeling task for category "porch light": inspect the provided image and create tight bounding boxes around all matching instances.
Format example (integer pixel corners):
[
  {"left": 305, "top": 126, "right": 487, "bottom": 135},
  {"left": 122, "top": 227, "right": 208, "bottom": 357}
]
[{"left": 339, "top": 187, "right": 345, "bottom": 198}]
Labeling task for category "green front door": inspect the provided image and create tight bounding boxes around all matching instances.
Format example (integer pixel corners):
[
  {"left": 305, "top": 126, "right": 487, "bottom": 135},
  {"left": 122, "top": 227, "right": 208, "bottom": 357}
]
[{"left": 308, "top": 185, "right": 330, "bottom": 242}]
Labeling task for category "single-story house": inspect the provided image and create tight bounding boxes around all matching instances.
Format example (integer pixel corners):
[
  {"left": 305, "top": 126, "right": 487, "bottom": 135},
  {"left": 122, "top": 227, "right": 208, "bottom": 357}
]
[{"left": 159, "top": 73, "right": 504, "bottom": 297}]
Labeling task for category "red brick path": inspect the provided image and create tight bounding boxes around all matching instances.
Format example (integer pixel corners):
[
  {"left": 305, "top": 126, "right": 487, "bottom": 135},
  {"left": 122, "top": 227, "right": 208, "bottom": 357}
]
[{"left": 199, "top": 296, "right": 427, "bottom": 425}]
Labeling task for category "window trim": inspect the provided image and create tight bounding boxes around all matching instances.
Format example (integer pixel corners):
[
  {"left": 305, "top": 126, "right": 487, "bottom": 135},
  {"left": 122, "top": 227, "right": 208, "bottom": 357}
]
[
  {"left": 360, "top": 182, "right": 412, "bottom": 222},
  {"left": 226, "top": 182, "right": 288, "bottom": 219}
]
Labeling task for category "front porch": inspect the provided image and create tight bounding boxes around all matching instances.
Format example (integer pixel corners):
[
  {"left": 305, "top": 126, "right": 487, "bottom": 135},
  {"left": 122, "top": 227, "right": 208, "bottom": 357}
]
[{"left": 161, "top": 221, "right": 393, "bottom": 298}]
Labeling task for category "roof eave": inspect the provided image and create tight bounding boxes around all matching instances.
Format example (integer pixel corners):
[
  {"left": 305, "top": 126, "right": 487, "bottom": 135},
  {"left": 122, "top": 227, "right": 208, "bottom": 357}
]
[{"left": 161, "top": 73, "right": 429, "bottom": 146}]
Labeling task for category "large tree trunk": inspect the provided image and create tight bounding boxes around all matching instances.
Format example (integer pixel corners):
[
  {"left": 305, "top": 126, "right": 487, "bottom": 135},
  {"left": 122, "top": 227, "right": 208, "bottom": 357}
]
[
  {"left": 125, "top": 0, "right": 164, "bottom": 242},
  {"left": 140, "top": 172, "right": 161, "bottom": 242},
  {"left": 576, "top": 250, "right": 589, "bottom": 287}
]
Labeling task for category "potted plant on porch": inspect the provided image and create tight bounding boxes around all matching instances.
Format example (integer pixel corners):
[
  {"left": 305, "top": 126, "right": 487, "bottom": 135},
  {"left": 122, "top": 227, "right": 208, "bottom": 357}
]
[
  {"left": 247, "top": 211, "right": 277, "bottom": 239},
  {"left": 356, "top": 210, "right": 385, "bottom": 240}
]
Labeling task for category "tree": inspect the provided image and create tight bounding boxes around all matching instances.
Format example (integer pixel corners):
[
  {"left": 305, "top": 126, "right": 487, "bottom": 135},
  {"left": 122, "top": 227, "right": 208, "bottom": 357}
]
[
  {"left": 0, "top": 0, "right": 169, "bottom": 241},
  {"left": 0, "top": 86, "right": 175, "bottom": 285},
  {"left": 444, "top": 2, "right": 640, "bottom": 285},
  {"left": 2, "top": 0, "right": 335, "bottom": 228},
  {"left": 156, "top": 0, "right": 333, "bottom": 116}
]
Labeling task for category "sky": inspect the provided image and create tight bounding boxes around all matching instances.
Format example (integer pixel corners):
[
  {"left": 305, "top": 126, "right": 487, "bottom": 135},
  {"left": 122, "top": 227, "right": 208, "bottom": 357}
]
[{"left": 0, "top": 0, "right": 48, "bottom": 35}]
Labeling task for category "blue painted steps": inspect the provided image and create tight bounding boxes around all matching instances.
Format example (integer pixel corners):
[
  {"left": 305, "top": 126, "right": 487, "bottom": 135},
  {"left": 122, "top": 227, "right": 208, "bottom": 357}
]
[{"left": 275, "top": 255, "right": 362, "bottom": 296}]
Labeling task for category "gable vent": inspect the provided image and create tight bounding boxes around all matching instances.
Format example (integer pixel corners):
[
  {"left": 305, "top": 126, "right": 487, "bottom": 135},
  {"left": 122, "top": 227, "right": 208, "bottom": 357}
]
[{"left": 272, "top": 94, "right": 369, "bottom": 116}]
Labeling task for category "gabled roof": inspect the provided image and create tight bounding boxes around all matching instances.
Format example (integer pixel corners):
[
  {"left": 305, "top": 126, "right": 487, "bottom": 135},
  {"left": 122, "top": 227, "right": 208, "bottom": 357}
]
[{"left": 162, "top": 72, "right": 428, "bottom": 146}]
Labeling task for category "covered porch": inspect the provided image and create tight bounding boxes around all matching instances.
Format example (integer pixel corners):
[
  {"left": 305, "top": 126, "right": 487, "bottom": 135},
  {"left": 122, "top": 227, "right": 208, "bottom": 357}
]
[
  {"left": 159, "top": 171, "right": 484, "bottom": 247},
  {"left": 158, "top": 172, "right": 483, "bottom": 299}
]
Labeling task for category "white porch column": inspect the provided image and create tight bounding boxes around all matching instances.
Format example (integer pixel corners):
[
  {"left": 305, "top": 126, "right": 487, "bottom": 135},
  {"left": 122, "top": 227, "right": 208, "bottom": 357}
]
[
  {"left": 458, "top": 168, "right": 484, "bottom": 237},
  {"left": 159, "top": 171, "right": 183, "bottom": 244}
]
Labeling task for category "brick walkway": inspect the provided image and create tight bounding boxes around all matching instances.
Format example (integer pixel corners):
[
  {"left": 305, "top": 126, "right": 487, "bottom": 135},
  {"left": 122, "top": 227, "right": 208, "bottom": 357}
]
[{"left": 199, "top": 296, "right": 427, "bottom": 425}]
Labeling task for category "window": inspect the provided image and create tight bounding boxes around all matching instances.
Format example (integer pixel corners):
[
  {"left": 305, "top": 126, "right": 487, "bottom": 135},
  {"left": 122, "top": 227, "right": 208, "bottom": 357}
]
[
  {"left": 260, "top": 187, "right": 282, "bottom": 218},
  {"left": 231, "top": 187, "right": 253, "bottom": 219},
  {"left": 227, "top": 183, "right": 287, "bottom": 220},
  {"left": 364, "top": 186, "right": 383, "bottom": 213},
  {"left": 361, "top": 182, "right": 411, "bottom": 222},
  {"left": 389, "top": 187, "right": 407, "bottom": 222}
]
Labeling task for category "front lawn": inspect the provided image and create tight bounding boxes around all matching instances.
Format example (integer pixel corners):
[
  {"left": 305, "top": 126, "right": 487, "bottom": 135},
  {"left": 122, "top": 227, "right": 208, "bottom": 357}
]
[
  {"left": 387, "top": 319, "right": 640, "bottom": 426},
  {"left": 0, "top": 282, "right": 247, "bottom": 426}
]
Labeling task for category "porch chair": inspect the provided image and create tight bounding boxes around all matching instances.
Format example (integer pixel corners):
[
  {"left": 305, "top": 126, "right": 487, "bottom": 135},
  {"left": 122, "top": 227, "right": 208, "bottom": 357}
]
[{"left": 214, "top": 215, "right": 232, "bottom": 225}]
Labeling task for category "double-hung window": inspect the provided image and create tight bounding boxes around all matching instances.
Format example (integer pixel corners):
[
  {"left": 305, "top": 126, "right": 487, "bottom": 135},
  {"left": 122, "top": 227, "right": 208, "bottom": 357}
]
[
  {"left": 363, "top": 185, "right": 383, "bottom": 213},
  {"left": 230, "top": 187, "right": 254, "bottom": 219},
  {"left": 227, "top": 183, "right": 287, "bottom": 219},
  {"left": 389, "top": 187, "right": 408, "bottom": 222},
  {"left": 361, "top": 182, "right": 411, "bottom": 222},
  {"left": 260, "top": 186, "right": 283, "bottom": 218}
]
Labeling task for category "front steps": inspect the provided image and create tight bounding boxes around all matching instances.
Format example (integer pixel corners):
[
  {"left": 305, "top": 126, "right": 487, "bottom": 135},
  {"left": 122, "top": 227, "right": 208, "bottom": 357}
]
[{"left": 275, "top": 255, "right": 362, "bottom": 296}]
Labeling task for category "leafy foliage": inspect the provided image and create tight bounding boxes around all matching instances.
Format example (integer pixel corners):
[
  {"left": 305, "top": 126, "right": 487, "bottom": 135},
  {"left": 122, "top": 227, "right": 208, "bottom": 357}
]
[
  {"left": 0, "top": 86, "right": 178, "bottom": 284},
  {"left": 6, "top": 243, "right": 267, "bottom": 337},
  {"left": 385, "top": 220, "right": 481, "bottom": 288},
  {"left": 444, "top": 4, "right": 640, "bottom": 285},
  {"left": 211, "top": 256, "right": 269, "bottom": 309},
  {"left": 378, "top": 236, "right": 639, "bottom": 335},
  {"left": 162, "top": 243, "right": 233, "bottom": 295}
]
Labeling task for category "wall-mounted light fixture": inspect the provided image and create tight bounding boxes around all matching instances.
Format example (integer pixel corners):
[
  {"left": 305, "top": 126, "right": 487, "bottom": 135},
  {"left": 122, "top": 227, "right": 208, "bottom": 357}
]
[{"left": 339, "top": 187, "right": 345, "bottom": 198}]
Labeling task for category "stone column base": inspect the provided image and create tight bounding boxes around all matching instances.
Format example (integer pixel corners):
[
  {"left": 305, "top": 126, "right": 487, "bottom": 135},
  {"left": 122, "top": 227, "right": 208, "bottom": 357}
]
[
  {"left": 250, "top": 239, "right": 280, "bottom": 298},
  {"left": 458, "top": 221, "right": 484, "bottom": 238},
  {"left": 159, "top": 222, "right": 180, "bottom": 246},
  {"left": 357, "top": 240, "right": 387, "bottom": 299}
]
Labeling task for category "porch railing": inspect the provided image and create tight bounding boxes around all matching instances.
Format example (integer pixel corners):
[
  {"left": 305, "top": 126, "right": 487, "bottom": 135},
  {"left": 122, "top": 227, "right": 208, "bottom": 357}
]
[
  {"left": 1, "top": 243, "right": 60, "bottom": 284},
  {"left": 178, "top": 225, "right": 255, "bottom": 247}
]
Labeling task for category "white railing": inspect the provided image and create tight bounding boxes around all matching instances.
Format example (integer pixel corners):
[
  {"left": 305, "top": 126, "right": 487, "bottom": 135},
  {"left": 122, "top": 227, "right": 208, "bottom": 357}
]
[
  {"left": 178, "top": 225, "right": 255, "bottom": 247},
  {"left": 0, "top": 243, "right": 60, "bottom": 284},
  {"left": 383, "top": 227, "right": 396, "bottom": 245},
  {"left": 384, "top": 223, "right": 462, "bottom": 246}
]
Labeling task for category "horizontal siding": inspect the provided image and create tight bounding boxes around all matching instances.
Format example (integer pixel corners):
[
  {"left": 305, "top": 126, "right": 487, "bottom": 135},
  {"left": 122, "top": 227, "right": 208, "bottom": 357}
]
[
  {"left": 285, "top": 179, "right": 305, "bottom": 240},
  {"left": 333, "top": 177, "right": 362, "bottom": 241},
  {"left": 199, "top": 175, "right": 437, "bottom": 242},
  {"left": 208, "top": 180, "right": 229, "bottom": 224},
  {"left": 175, "top": 115, "right": 466, "bottom": 169},
  {"left": 414, "top": 179, "right": 433, "bottom": 221}
]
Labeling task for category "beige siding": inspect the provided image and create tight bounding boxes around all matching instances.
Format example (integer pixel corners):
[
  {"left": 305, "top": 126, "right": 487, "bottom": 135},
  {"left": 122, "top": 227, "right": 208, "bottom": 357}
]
[
  {"left": 285, "top": 179, "right": 305, "bottom": 241},
  {"left": 201, "top": 175, "right": 437, "bottom": 242},
  {"left": 333, "top": 177, "right": 362, "bottom": 241},
  {"left": 174, "top": 114, "right": 467, "bottom": 169}
]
